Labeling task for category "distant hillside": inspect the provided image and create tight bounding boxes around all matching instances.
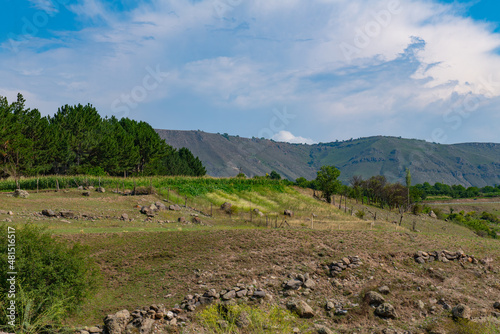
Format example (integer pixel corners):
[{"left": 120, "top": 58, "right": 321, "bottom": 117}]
[{"left": 156, "top": 130, "right": 500, "bottom": 187}]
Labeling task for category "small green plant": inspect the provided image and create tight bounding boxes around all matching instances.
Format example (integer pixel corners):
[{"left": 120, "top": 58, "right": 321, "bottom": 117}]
[
  {"left": 444, "top": 318, "right": 500, "bottom": 334},
  {"left": 355, "top": 210, "right": 365, "bottom": 219},
  {"left": 197, "top": 303, "right": 306, "bottom": 333}
]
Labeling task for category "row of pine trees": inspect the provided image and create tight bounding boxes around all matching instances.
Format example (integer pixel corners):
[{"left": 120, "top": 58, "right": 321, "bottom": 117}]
[{"left": 0, "top": 94, "right": 206, "bottom": 178}]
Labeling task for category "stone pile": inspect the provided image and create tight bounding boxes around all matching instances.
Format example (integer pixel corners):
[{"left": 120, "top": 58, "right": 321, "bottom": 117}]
[
  {"left": 140, "top": 202, "right": 168, "bottom": 217},
  {"left": 414, "top": 250, "right": 478, "bottom": 264},
  {"left": 179, "top": 285, "right": 268, "bottom": 312},
  {"left": 329, "top": 256, "right": 362, "bottom": 276},
  {"left": 283, "top": 273, "right": 316, "bottom": 291},
  {"left": 12, "top": 189, "right": 29, "bottom": 198}
]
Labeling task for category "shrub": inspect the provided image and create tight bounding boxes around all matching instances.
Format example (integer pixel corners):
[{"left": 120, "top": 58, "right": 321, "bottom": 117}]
[
  {"left": 355, "top": 210, "right": 365, "bottom": 219},
  {"left": 197, "top": 303, "right": 306, "bottom": 334},
  {"left": 0, "top": 224, "right": 100, "bottom": 331}
]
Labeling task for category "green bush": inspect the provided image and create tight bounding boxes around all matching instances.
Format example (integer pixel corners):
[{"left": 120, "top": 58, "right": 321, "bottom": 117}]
[
  {"left": 0, "top": 224, "right": 100, "bottom": 331},
  {"left": 197, "top": 303, "right": 306, "bottom": 334}
]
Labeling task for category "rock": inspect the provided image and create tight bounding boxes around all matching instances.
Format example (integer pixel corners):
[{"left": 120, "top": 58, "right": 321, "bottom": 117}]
[
  {"left": 148, "top": 204, "right": 158, "bottom": 212},
  {"left": 287, "top": 300, "right": 314, "bottom": 318},
  {"left": 192, "top": 217, "right": 202, "bottom": 224},
  {"left": 285, "top": 279, "right": 303, "bottom": 290},
  {"left": 325, "top": 301, "right": 335, "bottom": 311},
  {"left": 222, "top": 290, "right": 236, "bottom": 300},
  {"left": 60, "top": 211, "right": 76, "bottom": 219},
  {"left": 42, "top": 209, "right": 57, "bottom": 217},
  {"left": 13, "top": 189, "right": 29, "bottom": 199},
  {"left": 303, "top": 279, "right": 316, "bottom": 289},
  {"left": 155, "top": 202, "right": 167, "bottom": 211},
  {"left": 236, "top": 311, "right": 251, "bottom": 328},
  {"left": 494, "top": 302, "right": 500, "bottom": 310},
  {"left": 375, "top": 303, "right": 397, "bottom": 319},
  {"left": 364, "top": 291, "right": 385, "bottom": 307},
  {"left": 166, "top": 311, "right": 175, "bottom": 320},
  {"left": 415, "top": 257, "right": 426, "bottom": 264},
  {"left": 7, "top": 211, "right": 13, "bottom": 216},
  {"left": 236, "top": 289, "right": 248, "bottom": 298},
  {"left": 252, "top": 290, "right": 266, "bottom": 298},
  {"left": 96, "top": 187, "right": 105, "bottom": 193},
  {"left": 88, "top": 327, "right": 102, "bottom": 333},
  {"left": 315, "top": 325, "right": 334, "bottom": 334},
  {"left": 221, "top": 202, "right": 232, "bottom": 213},
  {"left": 103, "top": 309, "right": 131, "bottom": 334},
  {"left": 341, "top": 257, "right": 350, "bottom": 265},
  {"left": 121, "top": 213, "right": 129, "bottom": 221},
  {"left": 429, "top": 211, "right": 437, "bottom": 218},
  {"left": 178, "top": 217, "right": 186, "bottom": 223},
  {"left": 416, "top": 300, "right": 425, "bottom": 310},
  {"left": 169, "top": 204, "right": 181, "bottom": 211},
  {"left": 82, "top": 191, "right": 90, "bottom": 197},
  {"left": 284, "top": 209, "right": 293, "bottom": 217},
  {"left": 0, "top": 210, "right": 7, "bottom": 214},
  {"left": 140, "top": 206, "right": 150, "bottom": 214},
  {"left": 452, "top": 304, "right": 471, "bottom": 320},
  {"left": 378, "top": 286, "right": 391, "bottom": 295}
]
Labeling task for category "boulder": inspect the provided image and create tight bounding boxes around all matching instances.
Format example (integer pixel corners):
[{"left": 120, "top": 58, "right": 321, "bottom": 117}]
[
  {"left": 287, "top": 300, "right": 314, "bottom": 318},
  {"left": 192, "top": 217, "right": 202, "bottom": 224},
  {"left": 121, "top": 213, "right": 129, "bottom": 221},
  {"left": 60, "top": 211, "right": 77, "bottom": 219},
  {"left": 222, "top": 290, "right": 236, "bottom": 300},
  {"left": 303, "top": 279, "right": 316, "bottom": 289},
  {"left": 375, "top": 303, "right": 397, "bottom": 319},
  {"left": 285, "top": 279, "right": 303, "bottom": 290},
  {"left": 13, "top": 189, "right": 29, "bottom": 199},
  {"left": 96, "top": 187, "right": 105, "bottom": 193},
  {"left": 429, "top": 211, "right": 437, "bottom": 219},
  {"left": 452, "top": 304, "right": 471, "bottom": 320},
  {"left": 155, "top": 202, "right": 167, "bottom": 211},
  {"left": 364, "top": 291, "right": 385, "bottom": 307},
  {"left": 378, "top": 286, "right": 391, "bottom": 295},
  {"left": 42, "top": 209, "right": 57, "bottom": 217},
  {"left": 178, "top": 217, "right": 186, "bottom": 223},
  {"left": 103, "top": 309, "right": 131, "bottom": 334},
  {"left": 169, "top": 204, "right": 181, "bottom": 211}
]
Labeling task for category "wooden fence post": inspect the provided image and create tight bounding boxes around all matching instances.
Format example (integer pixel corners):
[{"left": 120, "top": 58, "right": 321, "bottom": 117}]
[{"left": 36, "top": 178, "right": 39, "bottom": 193}]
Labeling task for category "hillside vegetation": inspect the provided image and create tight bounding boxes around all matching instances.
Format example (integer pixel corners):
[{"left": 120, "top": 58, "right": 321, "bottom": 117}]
[
  {"left": 156, "top": 130, "right": 500, "bottom": 187},
  {"left": 1, "top": 177, "right": 499, "bottom": 334}
]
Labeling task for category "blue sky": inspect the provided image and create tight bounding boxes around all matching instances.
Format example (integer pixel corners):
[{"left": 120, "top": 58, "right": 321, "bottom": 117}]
[{"left": 1, "top": 0, "right": 500, "bottom": 144}]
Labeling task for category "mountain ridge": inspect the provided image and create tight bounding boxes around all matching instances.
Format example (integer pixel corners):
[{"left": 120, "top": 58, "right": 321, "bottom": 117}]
[{"left": 155, "top": 129, "right": 500, "bottom": 187}]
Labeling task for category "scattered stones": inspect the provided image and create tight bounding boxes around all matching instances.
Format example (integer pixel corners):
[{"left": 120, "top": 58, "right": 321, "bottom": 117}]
[
  {"left": 284, "top": 209, "right": 293, "bottom": 217},
  {"left": 375, "top": 303, "right": 397, "bottom": 319},
  {"left": 329, "top": 256, "right": 362, "bottom": 276},
  {"left": 414, "top": 250, "right": 477, "bottom": 264},
  {"left": 364, "top": 291, "right": 385, "bottom": 307},
  {"left": 13, "top": 189, "right": 29, "bottom": 198},
  {"left": 452, "top": 304, "right": 471, "bottom": 320}
]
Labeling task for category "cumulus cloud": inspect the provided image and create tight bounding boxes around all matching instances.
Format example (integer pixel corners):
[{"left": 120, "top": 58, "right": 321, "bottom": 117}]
[
  {"left": 272, "top": 131, "right": 316, "bottom": 145},
  {"left": 2, "top": 0, "right": 500, "bottom": 143}
]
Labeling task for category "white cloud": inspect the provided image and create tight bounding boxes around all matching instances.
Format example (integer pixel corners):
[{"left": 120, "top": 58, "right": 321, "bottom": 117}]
[
  {"left": 272, "top": 131, "right": 316, "bottom": 145},
  {"left": 2, "top": 0, "right": 500, "bottom": 143}
]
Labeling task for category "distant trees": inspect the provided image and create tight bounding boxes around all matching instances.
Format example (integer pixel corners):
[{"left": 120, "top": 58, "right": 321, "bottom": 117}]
[
  {"left": 269, "top": 170, "right": 281, "bottom": 180},
  {"left": 0, "top": 94, "right": 206, "bottom": 178}
]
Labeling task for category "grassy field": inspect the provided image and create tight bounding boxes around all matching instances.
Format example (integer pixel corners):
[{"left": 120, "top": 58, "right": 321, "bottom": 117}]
[{"left": 1, "top": 177, "right": 500, "bottom": 333}]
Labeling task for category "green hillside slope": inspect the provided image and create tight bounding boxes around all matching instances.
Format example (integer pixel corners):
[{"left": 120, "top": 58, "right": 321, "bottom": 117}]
[{"left": 156, "top": 130, "right": 500, "bottom": 187}]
